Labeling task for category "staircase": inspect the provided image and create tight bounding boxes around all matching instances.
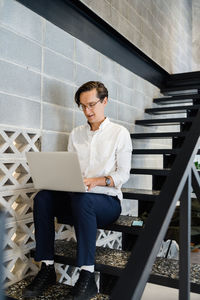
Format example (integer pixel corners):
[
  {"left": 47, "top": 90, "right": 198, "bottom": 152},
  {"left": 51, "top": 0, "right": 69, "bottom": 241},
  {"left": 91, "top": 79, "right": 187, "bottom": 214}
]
[{"left": 6, "top": 73, "right": 200, "bottom": 300}]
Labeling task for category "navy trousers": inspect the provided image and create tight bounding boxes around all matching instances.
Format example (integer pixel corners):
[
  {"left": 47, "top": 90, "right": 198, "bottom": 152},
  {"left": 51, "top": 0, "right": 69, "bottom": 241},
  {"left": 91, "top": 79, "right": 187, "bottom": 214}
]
[{"left": 33, "top": 190, "right": 121, "bottom": 267}]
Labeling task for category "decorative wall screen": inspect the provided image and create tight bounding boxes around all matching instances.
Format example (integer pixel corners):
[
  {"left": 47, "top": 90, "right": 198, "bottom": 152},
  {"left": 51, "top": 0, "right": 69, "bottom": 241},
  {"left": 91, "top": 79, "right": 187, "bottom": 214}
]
[{"left": 0, "top": 126, "right": 41, "bottom": 286}]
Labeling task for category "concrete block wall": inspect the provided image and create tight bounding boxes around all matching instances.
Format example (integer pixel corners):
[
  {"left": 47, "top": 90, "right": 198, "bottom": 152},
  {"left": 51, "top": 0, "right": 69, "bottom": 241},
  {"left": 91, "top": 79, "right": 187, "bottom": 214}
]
[
  {"left": 192, "top": 0, "right": 200, "bottom": 71},
  {"left": 0, "top": 0, "right": 177, "bottom": 287},
  {"left": 81, "top": 0, "right": 194, "bottom": 73}
]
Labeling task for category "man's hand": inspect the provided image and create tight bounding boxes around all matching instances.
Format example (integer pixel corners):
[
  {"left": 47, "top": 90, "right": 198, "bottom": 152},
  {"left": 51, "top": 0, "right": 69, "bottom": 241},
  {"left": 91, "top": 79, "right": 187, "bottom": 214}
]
[
  {"left": 84, "top": 176, "right": 114, "bottom": 191},
  {"left": 83, "top": 178, "right": 99, "bottom": 191}
]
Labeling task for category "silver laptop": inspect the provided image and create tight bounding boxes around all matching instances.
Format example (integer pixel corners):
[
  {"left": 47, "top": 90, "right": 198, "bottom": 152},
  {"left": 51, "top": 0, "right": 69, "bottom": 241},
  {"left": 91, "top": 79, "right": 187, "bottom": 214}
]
[{"left": 26, "top": 152, "right": 86, "bottom": 192}]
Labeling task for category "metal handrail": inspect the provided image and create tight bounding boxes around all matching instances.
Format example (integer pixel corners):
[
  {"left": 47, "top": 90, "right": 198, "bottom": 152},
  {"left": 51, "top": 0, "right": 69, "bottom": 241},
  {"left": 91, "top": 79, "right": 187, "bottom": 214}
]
[{"left": 111, "top": 108, "right": 200, "bottom": 300}]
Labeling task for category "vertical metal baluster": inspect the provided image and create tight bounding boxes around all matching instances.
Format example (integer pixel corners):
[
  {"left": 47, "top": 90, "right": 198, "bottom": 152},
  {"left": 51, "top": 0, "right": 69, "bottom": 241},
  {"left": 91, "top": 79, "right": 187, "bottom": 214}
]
[{"left": 179, "top": 171, "right": 191, "bottom": 300}]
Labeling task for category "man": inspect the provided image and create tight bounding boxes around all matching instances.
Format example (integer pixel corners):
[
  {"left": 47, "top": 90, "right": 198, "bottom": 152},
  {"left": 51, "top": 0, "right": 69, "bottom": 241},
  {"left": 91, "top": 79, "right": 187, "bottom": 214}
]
[{"left": 23, "top": 81, "right": 132, "bottom": 300}]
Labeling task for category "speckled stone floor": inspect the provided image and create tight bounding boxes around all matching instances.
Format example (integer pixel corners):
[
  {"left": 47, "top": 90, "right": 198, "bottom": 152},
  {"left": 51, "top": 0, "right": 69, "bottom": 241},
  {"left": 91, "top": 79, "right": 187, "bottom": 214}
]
[{"left": 6, "top": 277, "right": 109, "bottom": 300}]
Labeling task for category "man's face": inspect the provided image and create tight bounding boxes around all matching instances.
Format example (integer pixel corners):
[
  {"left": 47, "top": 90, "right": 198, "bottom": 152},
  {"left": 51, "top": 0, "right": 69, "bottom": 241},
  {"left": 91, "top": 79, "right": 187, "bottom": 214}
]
[{"left": 79, "top": 88, "right": 107, "bottom": 124}]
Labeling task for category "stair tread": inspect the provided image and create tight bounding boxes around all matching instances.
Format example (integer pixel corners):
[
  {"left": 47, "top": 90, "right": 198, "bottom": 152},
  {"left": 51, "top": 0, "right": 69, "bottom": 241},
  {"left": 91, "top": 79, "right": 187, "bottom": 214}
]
[
  {"left": 166, "top": 71, "right": 200, "bottom": 80},
  {"left": 131, "top": 132, "right": 186, "bottom": 139},
  {"left": 112, "top": 215, "right": 143, "bottom": 227},
  {"left": 132, "top": 149, "right": 180, "bottom": 154},
  {"left": 131, "top": 168, "right": 170, "bottom": 175},
  {"left": 132, "top": 149, "right": 200, "bottom": 155},
  {"left": 32, "top": 240, "right": 200, "bottom": 283},
  {"left": 6, "top": 257, "right": 200, "bottom": 299},
  {"left": 135, "top": 117, "right": 194, "bottom": 126},
  {"left": 6, "top": 277, "right": 108, "bottom": 300},
  {"left": 54, "top": 241, "right": 200, "bottom": 284},
  {"left": 122, "top": 188, "right": 160, "bottom": 196},
  {"left": 122, "top": 188, "right": 159, "bottom": 202},
  {"left": 151, "top": 257, "right": 200, "bottom": 285},
  {"left": 154, "top": 94, "right": 200, "bottom": 101},
  {"left": 145, "top": 104, "right": 200, "bottom": 114},
  {"left": 161, "top": 84, "right": 200, "bottom": 93}
]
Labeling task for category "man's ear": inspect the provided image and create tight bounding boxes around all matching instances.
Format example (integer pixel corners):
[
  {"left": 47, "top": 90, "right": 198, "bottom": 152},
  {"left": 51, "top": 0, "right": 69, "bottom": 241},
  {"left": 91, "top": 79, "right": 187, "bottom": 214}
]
[{"left": 103, "top": 97, "right": 108, "bottom": 105}]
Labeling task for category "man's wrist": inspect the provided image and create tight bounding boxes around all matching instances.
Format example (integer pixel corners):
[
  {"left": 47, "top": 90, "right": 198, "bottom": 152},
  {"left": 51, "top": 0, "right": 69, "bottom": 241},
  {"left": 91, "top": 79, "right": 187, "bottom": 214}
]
[{"left": 105, "top": 176, "right": 111, "bottom": 186}]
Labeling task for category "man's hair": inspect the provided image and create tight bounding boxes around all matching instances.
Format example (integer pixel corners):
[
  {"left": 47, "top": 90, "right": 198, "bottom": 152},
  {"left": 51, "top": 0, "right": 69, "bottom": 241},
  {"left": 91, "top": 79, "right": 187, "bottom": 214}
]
[{"left": 74, "top": 81, "right": 108, "bottom": 106}]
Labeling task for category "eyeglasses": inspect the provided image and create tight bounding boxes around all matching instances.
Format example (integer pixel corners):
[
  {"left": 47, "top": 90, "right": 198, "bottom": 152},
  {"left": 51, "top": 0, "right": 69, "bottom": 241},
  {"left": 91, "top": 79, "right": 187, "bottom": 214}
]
[{"left": 79, "top": 99, "right": 102, "bottom": 111}]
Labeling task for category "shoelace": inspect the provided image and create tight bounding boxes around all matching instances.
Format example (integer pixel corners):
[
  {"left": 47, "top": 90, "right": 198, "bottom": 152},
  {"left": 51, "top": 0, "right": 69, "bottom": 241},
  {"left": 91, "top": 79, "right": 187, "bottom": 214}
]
[{"left": 74, "top": 272, "right": 92, "bottom": 293}]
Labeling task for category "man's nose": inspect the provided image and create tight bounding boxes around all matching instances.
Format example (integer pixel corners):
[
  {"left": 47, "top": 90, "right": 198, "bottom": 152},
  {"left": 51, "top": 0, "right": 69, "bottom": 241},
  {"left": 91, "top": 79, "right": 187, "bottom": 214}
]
[{"left": 85, "top": 106, "right": 91, "bottom": 112}]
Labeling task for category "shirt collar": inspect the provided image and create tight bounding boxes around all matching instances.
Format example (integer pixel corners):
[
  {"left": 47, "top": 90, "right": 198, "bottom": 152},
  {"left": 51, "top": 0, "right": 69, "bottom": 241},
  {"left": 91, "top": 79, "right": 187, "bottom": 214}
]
[{"left": 86, "top": 117, "right": 110, "bottom": 132}]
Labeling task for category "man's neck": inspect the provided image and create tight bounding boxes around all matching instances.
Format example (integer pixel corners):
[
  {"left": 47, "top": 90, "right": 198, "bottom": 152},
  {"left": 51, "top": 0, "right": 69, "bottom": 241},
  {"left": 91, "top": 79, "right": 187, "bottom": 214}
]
[{"left": 89, "top": 117, "right": 106, "bottom": 131}]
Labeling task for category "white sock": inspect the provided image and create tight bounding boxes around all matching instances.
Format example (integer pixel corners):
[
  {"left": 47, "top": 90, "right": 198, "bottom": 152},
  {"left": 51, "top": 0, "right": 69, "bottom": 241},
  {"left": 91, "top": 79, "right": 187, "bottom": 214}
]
[
  {"left": 80, "top": 265, "right": 94, "bottom": 273},
  {"left": 42, "top": 260, "right": 54, "bottom": 266}
]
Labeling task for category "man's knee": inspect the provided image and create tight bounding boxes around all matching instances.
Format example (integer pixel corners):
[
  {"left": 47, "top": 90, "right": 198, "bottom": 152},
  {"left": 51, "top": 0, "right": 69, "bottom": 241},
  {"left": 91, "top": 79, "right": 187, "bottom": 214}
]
[
  {"left": 71, "top": 193, "right": 92, "bottom": 212},
  {"left": 34, "top": 190, "right": 53, "bottom": 209}
]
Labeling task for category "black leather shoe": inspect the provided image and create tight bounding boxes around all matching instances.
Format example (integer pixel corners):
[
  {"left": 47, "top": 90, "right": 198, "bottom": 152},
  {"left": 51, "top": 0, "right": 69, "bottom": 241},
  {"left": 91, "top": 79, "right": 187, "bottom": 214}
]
[
  {"left": 72, "top": 270, "right": 98, "bottom": 300},
  {"left": 22, "top": 263, "right": 56, "bottom": 298}
]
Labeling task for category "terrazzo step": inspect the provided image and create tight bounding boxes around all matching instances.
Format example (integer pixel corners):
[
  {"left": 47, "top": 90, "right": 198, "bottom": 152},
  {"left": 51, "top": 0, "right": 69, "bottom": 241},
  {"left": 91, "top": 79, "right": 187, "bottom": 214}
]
[
  {"left": 153, "top": 94, "right": 200, "bottom": 105},
  {"left": 6, "top": 276, "right": 109, "bottom": 300},
  {"left": 149, "top": 258, "right": 200, "bottom": 294},
  {"left": 145, "top": 104, "right": 200, "bottom": 115},
  {"left": 130, "top": 168, "right": 170, "bottom": 176},
  {"left": 57, "top": 214, "right": 145, "bottom": 236},
  {"left": 101, "top": 215, "right": 145, "bottom": 235},
  {"left": 135, "top": 117, "right": 194, "bottom": 126},
  {"left": 131, "top": 132, "right": 186, "bottom": 139},
  {"left": 30, "top": 240, "right": 200, "bottom": 294},
  {"left": 122, "top": 188, "right": 159, "bottom": 202}
]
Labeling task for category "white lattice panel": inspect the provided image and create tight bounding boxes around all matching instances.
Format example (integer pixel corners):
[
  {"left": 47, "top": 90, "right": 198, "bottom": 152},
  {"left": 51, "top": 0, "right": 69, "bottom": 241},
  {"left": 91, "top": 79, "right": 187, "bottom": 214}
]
[
  {"left": 0, "top": 126, "right": 41, "bottom": 287},
  {"left": 3, "top": 252, "right": 39, "bottom": 288},
  {"left": 55, "top": 222, "right": 76, "bottom": 241},
  {"left": 0, "top": 189, "right": 36, "bottom": 223},
  {"left": 0, "top": 159, "right": 34, "bottom": 191},
  {"left": 0, "top": 127, "right": 41, "bottom": 157},
  {"left": 4, "top": 218, "right": 35, "bottom": 258},
  {"left": 56, "top": 263, "right": 100, "bottom": 288},
  {"left": 56, "top": 264, "right": 79, "bottom": 285},
  {"left": 96, "top": 230, "right": 121, "bottom": 249}
]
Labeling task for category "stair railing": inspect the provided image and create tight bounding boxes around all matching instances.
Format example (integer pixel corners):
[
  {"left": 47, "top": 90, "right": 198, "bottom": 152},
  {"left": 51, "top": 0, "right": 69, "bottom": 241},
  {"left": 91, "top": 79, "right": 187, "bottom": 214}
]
[{"left": 111, "top": 108, "right": 200, "bottom": 300}]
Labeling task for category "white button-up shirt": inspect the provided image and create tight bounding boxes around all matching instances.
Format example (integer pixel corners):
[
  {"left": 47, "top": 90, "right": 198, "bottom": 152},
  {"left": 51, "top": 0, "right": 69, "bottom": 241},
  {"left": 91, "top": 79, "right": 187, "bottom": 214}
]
[{"left": 68, "top": 117, "right": 132, "bottom": 202}]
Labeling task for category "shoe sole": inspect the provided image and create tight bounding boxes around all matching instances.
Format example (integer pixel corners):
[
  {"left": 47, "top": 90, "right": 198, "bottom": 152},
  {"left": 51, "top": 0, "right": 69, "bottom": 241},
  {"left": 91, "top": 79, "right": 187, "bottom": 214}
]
[{"left": 22, "top": 280, "right": 56, "bottom": 298}]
